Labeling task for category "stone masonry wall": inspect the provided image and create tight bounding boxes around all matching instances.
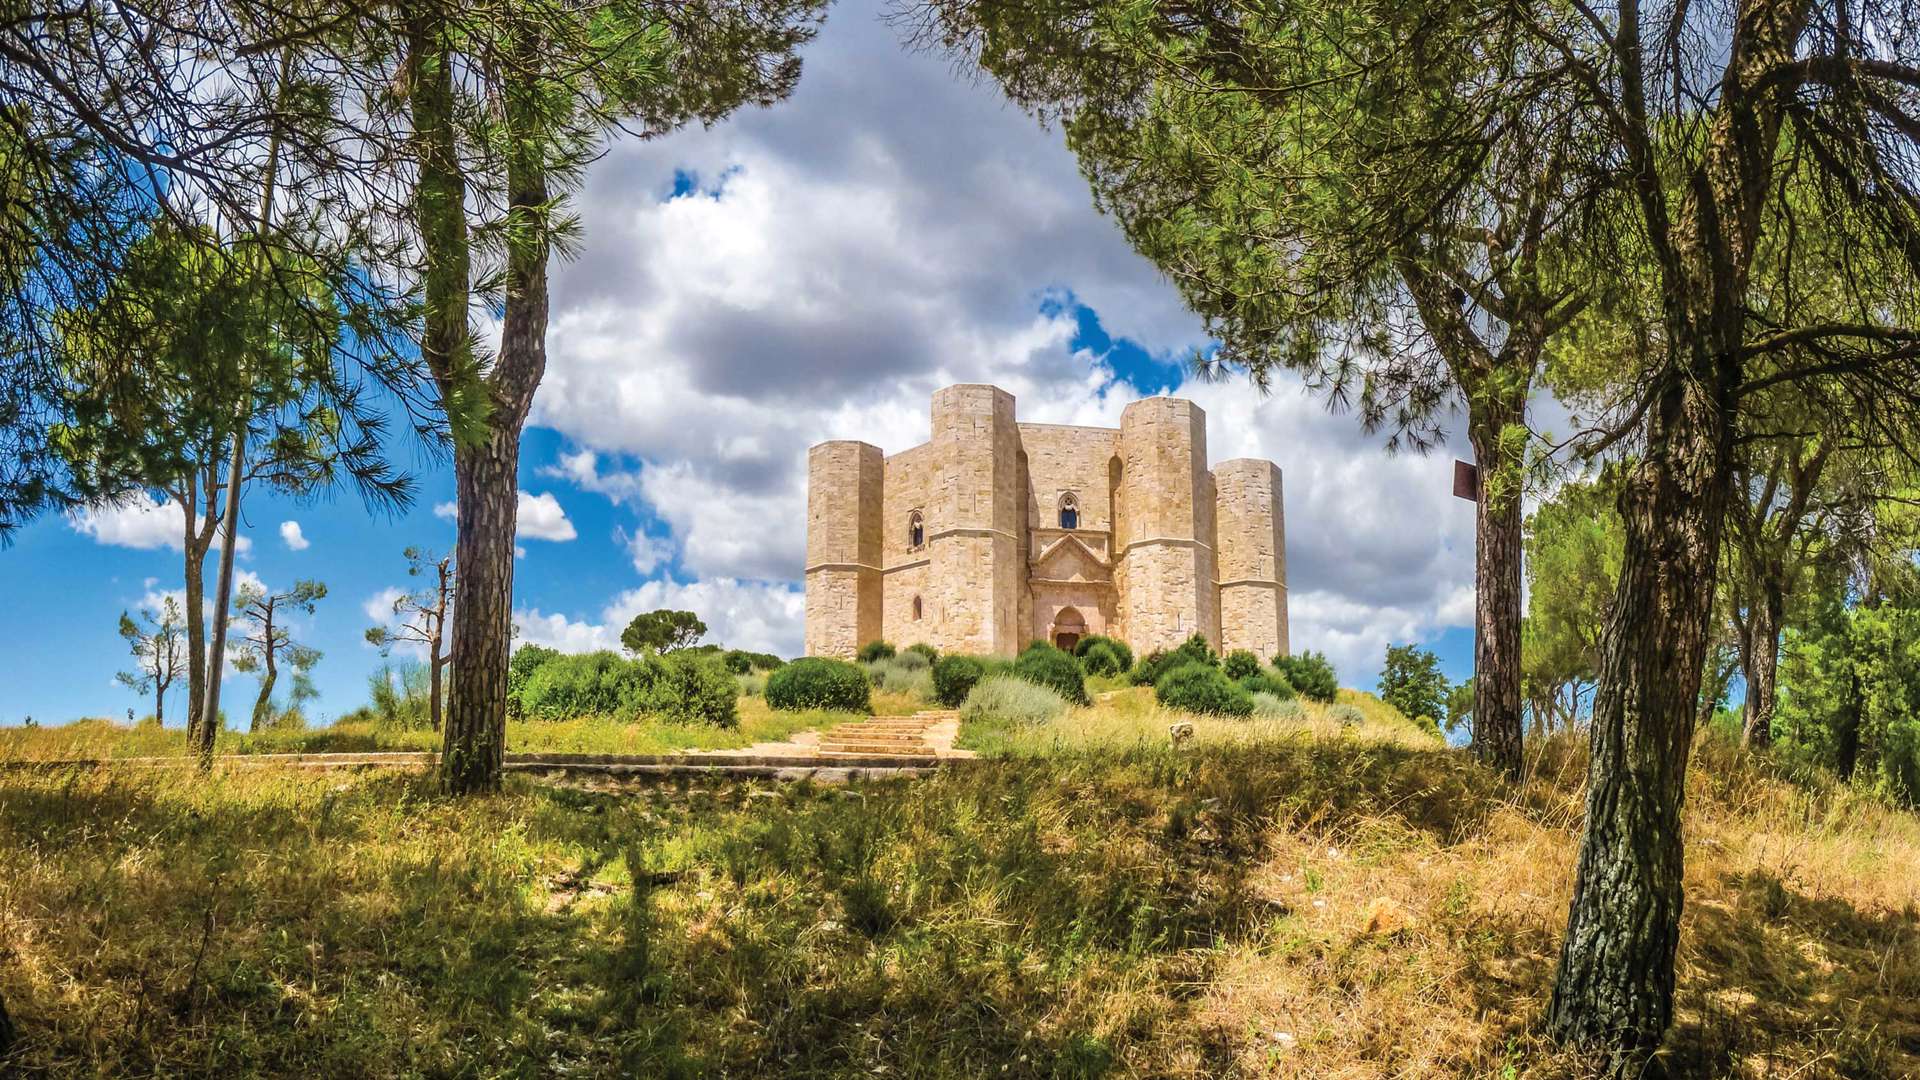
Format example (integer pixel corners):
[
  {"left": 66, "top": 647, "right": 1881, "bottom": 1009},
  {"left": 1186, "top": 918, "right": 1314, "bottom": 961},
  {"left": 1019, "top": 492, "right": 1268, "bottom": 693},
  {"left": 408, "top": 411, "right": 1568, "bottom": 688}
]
[
  {"left": 1214, "top": 458, "right": 1290, "bottom": 660},
  {"left": 803, "top": 440, "right": 884, "bottom": 658},
  {"left": 802, "top": 385, "right": 1286, "bottom": 662}
]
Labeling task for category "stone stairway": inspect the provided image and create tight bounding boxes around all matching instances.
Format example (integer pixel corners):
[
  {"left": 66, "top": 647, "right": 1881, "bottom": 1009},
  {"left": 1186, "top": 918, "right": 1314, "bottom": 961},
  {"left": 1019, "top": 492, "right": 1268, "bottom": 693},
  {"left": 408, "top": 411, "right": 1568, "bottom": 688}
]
[{"left": 815, "top": 710, "right": 956, "bottom": 758}]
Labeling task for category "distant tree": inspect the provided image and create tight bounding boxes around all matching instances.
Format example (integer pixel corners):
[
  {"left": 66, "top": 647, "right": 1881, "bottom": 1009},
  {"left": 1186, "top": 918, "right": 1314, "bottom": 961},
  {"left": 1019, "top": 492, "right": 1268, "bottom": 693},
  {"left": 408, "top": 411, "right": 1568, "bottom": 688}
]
[
  {"left": 231, "top": 579, "right": 327, "bottom": 732},
  {"left": 620, "top": 610, "right": 707, "bottom": 655},
  {"left": 1521, "top": 476, "right": 1624, "bottom": 732},
  {"left": 116, "top": 597, "right": 186, "bottom": 727},
  {"left": 366, "top": 547, "right": 455, "bottom": 732},
  {"left": 1445, "top": 678, "right": 1475, "bottom": 737},
  {"left": 55, "top": 223, "right": 412, "bottom": 753},
  {"left": 1379, "top": 644, "right": 1449, "bottom": 727}
]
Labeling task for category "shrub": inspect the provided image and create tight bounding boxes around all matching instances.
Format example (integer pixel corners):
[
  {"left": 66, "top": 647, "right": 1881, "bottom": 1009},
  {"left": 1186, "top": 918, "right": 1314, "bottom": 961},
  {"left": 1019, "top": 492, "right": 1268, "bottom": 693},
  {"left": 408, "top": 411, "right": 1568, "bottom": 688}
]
[
  {"left": 1080, "top": 641, "right": 1126, "bottom": 677},
  {"left": 932, "top": 654, "right": 988, "bottom": 707},
  {"left": 1013, "top": 642, "right": 1090, "bottom": 705},
  {"left": 519, "top": 651, "right": 653, "bottom": 720},
  {"left": 1330, "top": 703, "right": 1366, "bottom": 727},
  {"left": 864, "top": 656, "right": 934, "bottom": 699},
  {"left": 507, "top": 644, "right": 561, "bottom": 713},
  {"left": 1222, "top": 649, "right": 1262, "bottom": 680},
  {"left": 857, "top": 640, "right": 896, "bottom": 663},
  {"left": 368, "top": 662, "right": 434, "bottom": 731},
  {"left": 1130, "top": 649, "right": 1174, "bottom": 686},
  {"left": 1073, "top": 634, "right": 1133, "bottom": 672},
  {"left": 736, "top": 672, "right": 767, "bottom": 698},
  {"left": 904, "top": 642, "right": 939, "bottom": 665},
  {"left": 1154, "top": 661, "right": 1254, "bottom": 717},
  {"left": 893, "top": 647, "right": 932, "bottom": 671},
  {"left": 1275, "top": 650, "right": 1339, "bottom": 703},
  {"left": 766, "top": 657, "right": 871, "bottom": 713},
  {"left": 1174, "top": 633, "right": 1218, "bottom": 667},
  {"left": 960, "top": 675, "right": 1069, "bottom": 726},
  {"left": 1251, "top": 692, "right": 1304, "bottom": 720},
  {"left": 649, "top": 653, "right": 738, "bottom": 727},
  {"left": 1240, "top": 668, "right": 1297, "bottom": 700},
  {"left": 720, "top": 649, "right": 785, "bottom": 674}
]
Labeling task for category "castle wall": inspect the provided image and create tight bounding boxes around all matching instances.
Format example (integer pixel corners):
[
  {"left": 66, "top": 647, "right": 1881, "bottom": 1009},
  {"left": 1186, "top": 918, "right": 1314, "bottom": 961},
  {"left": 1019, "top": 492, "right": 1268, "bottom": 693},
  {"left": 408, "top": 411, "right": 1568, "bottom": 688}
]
[
  {"left": 1113, "top": 397, "right": 1219, "bottom": 653},
  {"left": 926, "top": 385, "right": 1023, "bottom": 656},
  {"left": 803, "top": 385, "right": 1284, "bottom": 663},
  {"left": 803, "top": 440, "right": 884, "bottom": 658},
  {"left": 1214, "top": 458, "right": 1290, "bottom": 660},
  {"left": 880, "top": 442, "right": 938, "bottom": 649}
]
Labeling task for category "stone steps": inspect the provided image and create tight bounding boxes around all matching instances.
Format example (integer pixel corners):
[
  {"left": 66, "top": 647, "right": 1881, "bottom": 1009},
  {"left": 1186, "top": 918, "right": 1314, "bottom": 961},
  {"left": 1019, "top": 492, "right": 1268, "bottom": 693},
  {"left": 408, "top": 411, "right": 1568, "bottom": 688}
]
[{"left": 813, "top": 710, "right": 953, "bottom": 757}]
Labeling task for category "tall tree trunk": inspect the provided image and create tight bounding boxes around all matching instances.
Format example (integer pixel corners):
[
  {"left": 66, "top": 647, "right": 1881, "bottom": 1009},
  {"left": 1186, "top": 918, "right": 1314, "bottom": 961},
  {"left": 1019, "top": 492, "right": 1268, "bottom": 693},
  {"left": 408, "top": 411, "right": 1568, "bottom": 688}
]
[
  {"left": 1546, "top": 357, "right": 1736, "bottom": 1066},
  {"left": 437, "top": 23, "right": 551, "bottom": 794},
  {"left": 251, "top": 648, "right": 277, "bottom": 733},
  {"left": 1742, "top": 572, "right": 1784, "bottom": 750},
  {"left": 178, "top": 481, "right": 207, "bottom": 742},
  {"left": 1835, "top": 661, "right": 1863, "bottom": 781},
  {"left": 442, "top": 435, "right": 516, "bottom": 791},
  {"left": 1469, "top": 403, "right": 1525, "bottom": 781},
  {"left": 195, "top": 430, "right": 246, "bottom": 768},
  {"left": 429, "top": 641, "right": 445, "bottom": 733}
]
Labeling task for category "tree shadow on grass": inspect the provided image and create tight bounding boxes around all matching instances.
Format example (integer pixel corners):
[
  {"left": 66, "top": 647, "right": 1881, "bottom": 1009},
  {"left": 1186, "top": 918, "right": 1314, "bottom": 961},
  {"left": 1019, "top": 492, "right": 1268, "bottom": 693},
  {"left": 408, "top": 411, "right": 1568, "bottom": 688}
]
[
  {"left": 1662, "top": 869, "right": 1920, "bottom": 1079},
  {"left": 0, "top": 740, "right": 1522, "bottom": 1078}
]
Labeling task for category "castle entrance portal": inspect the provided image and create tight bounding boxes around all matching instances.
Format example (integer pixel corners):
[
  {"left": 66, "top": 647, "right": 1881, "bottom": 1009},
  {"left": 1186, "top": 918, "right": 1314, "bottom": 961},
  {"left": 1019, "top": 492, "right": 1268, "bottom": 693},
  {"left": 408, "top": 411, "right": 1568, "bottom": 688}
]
[{"left": 1051, "top": 606, "right": 1087, "bottom": 652}]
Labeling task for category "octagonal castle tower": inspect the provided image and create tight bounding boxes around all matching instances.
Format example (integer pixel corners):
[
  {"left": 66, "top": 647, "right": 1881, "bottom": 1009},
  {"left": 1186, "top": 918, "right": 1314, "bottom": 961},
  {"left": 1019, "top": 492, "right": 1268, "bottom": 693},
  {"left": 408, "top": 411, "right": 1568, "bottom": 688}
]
[{"left": 803, "top": 384, "right": 1287, "bottom": 660}]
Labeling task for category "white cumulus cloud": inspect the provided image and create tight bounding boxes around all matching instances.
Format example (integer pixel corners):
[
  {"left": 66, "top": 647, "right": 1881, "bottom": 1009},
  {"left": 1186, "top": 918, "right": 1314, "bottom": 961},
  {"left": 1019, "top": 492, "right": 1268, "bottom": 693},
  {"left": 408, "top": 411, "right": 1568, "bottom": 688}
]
[
  {"left": 69, "top": 493, "right": 250, "bottom": 554},
  {"left": 279, "top": 520, "right": 310, "bottom": 551}
]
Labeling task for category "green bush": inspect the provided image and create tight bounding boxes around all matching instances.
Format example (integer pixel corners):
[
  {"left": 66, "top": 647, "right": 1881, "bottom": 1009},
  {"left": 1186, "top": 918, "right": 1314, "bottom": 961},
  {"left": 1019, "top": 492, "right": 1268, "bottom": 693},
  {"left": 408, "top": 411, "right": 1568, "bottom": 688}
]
[
  {"left": 1073, "top": 634, "right": 1133, "bottom": 672},
  {"left": 1013, "top": 642, "right": 1089, "bottom": 705},
  {"left": 515, "top": 650, "right": 738, "bottom": 725},
  {"left": 1240, "top": 668, "right": 1296, "bottom": 700},
  {"left": 518, "top": 651, "right": 652, "bottom": 720},
  {"left": 1251, "top": 692, "right": 1304, "bottom": 720},
  {"left": 864, "top": 656, "right": 934, "bottom": 699},
  {"left": 367, "top": 663, "right": 433, "bottom": 731},
  {"left": 857, "top": 640, "right": 896, "bottom": 663},
  {"left": 1222, "top": 649, "right": 1262, "bottom": 680},
  {"left": 720, "top": 649, "right": 785, "bottom": 674},
  {"left": 507, "top": 644, "right": 561, "bottom": 714},
  {"left": 1080, "top": 641, "right": 1126, "bottom": 677},
  {"left": 1130, "top": 649, "right": 1173, "bottom": 686},
  {"left": 1275, "top": 650, "right": 1339, "bottom": 703},
  {"left": 893, "top": 647, "right": 932, "bottom": 671},
  {"left": 960, "top": 675, "right": 1069, "bottom": 726},
  {"left": 1174, "top": 633, "right": 1218, "bottom": 666},
  {"left": 766, "top": 657, "right": 872, "bottom": 713},
  {"left": 1330, "top": 703, "right": 1366, "bottom": 727},
  {"left": 932, "top": 654, "right": 988, "bottom": 707},
  {"left": 1154, "top": 661, "right": 1254, "bottom": 717},
  {"left": 649, "top": 652, "right": 739, "bottom": 727},
  {"left": 904, "top": 642, "right": 939, "bottom": 665},
  {"left": 736, "top": 672, "right": 767, "bottom": 698}
]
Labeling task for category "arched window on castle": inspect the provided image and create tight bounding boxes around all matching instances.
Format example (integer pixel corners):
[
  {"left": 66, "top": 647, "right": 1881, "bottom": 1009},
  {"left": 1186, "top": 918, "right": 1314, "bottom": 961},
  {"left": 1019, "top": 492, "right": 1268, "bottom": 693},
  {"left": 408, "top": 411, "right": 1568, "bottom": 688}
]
[
  {"left": 911, "top": 595, "right": 923, "bottom": 621},
  {"left": 1058, "top": 492, "right": 1080, "bottom": 530},
  {"left": 908, "top": 510, "right": 925, "bottom": 549}
]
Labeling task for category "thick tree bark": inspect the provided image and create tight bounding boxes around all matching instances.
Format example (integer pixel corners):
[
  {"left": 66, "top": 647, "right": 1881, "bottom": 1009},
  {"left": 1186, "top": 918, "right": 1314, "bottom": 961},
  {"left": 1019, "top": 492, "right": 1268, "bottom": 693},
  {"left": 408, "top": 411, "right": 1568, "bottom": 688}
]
[
  {"left": 435, "top": 26, "right": 549, "bottom": 794},
  {"left": 1469, "top": 407, "right": 1525, "bottom": 781},
  {"left": 441, "top": 435, "right": 517, "bottom": 792},
  {"left": 1546, "top": 363, "right": 1735, "bottom": 1066},
  {"left": 1741, "top": 575, "right": 1784, "bottom": 749},
  {"left": 250, "top": 638, "right": 277, "bottom": 733}
]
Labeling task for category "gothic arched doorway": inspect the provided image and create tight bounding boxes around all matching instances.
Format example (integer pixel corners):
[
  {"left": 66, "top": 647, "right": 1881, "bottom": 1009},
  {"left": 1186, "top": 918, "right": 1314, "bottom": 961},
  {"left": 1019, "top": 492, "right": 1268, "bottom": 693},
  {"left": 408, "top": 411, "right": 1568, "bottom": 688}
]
[{"left": 1051, "top": 606, "right": 1087, "bottom": 652}]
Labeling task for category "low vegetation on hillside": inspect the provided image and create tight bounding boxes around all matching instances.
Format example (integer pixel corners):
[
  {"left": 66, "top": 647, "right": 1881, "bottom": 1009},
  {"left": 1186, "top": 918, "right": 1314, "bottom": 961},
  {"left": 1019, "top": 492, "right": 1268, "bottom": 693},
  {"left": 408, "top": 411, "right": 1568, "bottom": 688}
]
[{"left": 2, "top": 702, "right": 1912, "bottom": 1078}]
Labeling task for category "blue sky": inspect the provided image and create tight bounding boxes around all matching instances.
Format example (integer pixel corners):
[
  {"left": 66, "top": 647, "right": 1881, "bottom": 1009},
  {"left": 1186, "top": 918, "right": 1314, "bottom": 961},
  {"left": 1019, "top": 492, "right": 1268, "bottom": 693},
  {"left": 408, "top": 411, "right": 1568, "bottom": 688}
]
[{"left": 0, "top": 2, "right": 1481, "bottom": 728}]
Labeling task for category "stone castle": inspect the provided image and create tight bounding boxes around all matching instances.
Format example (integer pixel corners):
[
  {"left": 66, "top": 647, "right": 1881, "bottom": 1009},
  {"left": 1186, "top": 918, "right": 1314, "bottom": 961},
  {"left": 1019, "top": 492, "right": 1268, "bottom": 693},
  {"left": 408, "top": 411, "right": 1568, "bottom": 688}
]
[{"left": 804, "top": 384, "right": 1288, "bottom": 660}]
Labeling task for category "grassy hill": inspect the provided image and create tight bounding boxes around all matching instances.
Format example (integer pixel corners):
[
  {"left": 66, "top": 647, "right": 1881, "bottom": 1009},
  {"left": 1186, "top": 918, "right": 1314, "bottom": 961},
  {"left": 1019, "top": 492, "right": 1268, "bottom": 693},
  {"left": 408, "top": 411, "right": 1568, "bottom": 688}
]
[{"left": 0, "top": 689, "right": 1914, "bottom": 1077}]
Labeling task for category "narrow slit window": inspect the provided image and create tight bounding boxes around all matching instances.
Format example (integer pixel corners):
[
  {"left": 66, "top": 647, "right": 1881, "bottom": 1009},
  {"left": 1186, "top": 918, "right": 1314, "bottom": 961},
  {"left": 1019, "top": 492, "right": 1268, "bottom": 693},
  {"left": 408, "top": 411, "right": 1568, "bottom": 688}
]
[
  {"left": 912, "top": 595, "right": 923, "bottom": 621},
  {"left": 908, "top": 510, "right": 924, "bottom": 549}
]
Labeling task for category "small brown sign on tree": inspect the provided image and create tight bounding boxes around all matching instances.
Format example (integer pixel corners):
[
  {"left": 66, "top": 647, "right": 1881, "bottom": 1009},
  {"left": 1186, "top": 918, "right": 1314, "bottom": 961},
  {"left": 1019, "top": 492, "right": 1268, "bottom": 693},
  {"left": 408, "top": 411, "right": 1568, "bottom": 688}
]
[{"left": 1453, "top": 460, "right": 1480, "bottom": 502}]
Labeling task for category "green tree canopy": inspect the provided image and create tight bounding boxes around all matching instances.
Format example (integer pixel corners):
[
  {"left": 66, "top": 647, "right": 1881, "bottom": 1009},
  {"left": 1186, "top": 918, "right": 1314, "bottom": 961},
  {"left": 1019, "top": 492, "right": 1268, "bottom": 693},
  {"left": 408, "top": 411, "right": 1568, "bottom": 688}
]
[{"left": 620, "top": 609, "right": 707, "bottom": 654}]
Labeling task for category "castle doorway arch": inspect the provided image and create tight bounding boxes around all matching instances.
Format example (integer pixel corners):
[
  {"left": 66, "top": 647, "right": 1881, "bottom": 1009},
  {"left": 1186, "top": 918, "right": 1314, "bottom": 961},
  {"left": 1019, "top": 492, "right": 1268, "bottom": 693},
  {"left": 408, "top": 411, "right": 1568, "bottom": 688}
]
[{"left": 1051, "top": 606, "right": 1087, "bottom": 652}]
